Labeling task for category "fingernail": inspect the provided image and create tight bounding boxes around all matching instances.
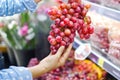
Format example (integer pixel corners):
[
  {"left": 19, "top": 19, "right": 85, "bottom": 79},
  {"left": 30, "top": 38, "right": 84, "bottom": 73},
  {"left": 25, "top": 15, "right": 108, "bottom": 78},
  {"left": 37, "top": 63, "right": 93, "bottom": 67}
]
[
  {"left": 70, "top": 43, "right": 73, "bottom": 46},
  {"left": 61, "top": 46, "right": 65, "bottom": 49}
]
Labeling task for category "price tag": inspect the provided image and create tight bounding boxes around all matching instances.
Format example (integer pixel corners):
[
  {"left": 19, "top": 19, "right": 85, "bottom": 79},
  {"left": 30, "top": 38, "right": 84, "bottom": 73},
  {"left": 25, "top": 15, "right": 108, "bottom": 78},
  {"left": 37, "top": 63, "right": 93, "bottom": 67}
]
[
  {"left": 75, "top": 43, "right": 91, "bottom": 60},
  {"left": 98, "top": 58, "right": 104, "bottom": 67}
]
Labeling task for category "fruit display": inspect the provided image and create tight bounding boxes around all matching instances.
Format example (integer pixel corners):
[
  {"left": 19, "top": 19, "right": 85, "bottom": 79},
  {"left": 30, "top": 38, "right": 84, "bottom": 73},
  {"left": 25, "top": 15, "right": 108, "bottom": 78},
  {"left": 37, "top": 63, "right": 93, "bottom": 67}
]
[
  {"left": 87, "top": 11, "right": 120, "bottom": 64},
  {"left": 74, "top": 60, "right": 107, "bottom": 80},
  {"left": 47, "top": 0, "right": 94, "bottom": 54},
  {"left": 40, "top": 50, "right": 106, "bottom": 80},
  {"left": 90, "top": 26, "right": 109, "bottom": 52},
  {"left": 87, "top": 11, "right": 120, "bottom": 53},
  {"left": 87, "top": 11, "right": 111, "bottom": 52}
]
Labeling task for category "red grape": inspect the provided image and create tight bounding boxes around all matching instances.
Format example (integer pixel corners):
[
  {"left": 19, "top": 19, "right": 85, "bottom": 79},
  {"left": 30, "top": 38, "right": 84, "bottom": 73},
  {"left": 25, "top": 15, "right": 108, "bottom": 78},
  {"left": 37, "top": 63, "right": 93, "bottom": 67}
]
[
  {"left": 81, "top": 8, "right": 88, "bottom": 16},
  {"left": 60, "top": 21, "right": 65, "bottom": 27},
  {"left": 48, "top": 35, "right": 53, "bottom": 41},
  {"left": 85, "top": 34, "right": 90, "bottom": 39},
  {"left": 56, "top": 0, "right": 63, "bottom": 4},
  {"left": 85, "top": 4, "right": 91, "bottom": 9},
  {"left": 56, "top": 36, "right": 62, "bottom": 43},
  {"left": 78, "top": 19, "right": 84, "bottom": 25},
  {"left": 71, "top": 17, "right": 77, "bottom": 23},
  {"left": 84, "top": 16, "right": 91, "bottom": 24},
  {"left": 56, "top": 10, "right": 62, "bottom": 18},
  {"left": 70, "top": 33, "right": 75, "bottom": 39},
  {"left": 82, "top": 27, "right": 88, "bottom": 34},
  {"left": 64, "top": 18, "right": 70, "bottom": 24},
  {"left": 68, "top": 21, "right": 74, "bottom": 27},
  {"left": 74, "top": 23, "right": 79, "bottom": 30},
  {"left": 69, "top": 9, "right": 75, "bottom": 14},
  {"left": 71, "top": 2, "right": 78, "bottom": 9},
  {"left": 55, "top": 18, "right": 61, "bottom": 25},
  {"left": 73, "top": 13, "right": 79, "bottom": 18},
  {"left": 50, "top": 46, "right": 56, "bottom": 50},
  {"left": 66, "top": 3, "right": 71, "bottom": 9},
  {"left": 59, "top": 3, "right": 67, "bottom": 9},
  {"left": 50, "top": 38, "right": 57, "bottom": 46},
  {"left": 47, "top": 9, "right": 53, "bottom": 15},
  {"left": 52, "top": 49, "right": 57, "bottom": 54},
  {"left": 50, "top": 16, "right": 56, "bottom": 20},
  {"left": 88, "top": 26, "right": 94, "bottom": 34},
  {"left": 54, "top": 28, "right": 60, "bottom": 34},
  {"left": 79, "top": 34, "right": 85, "bottom": 39},
  {"left": 60, "top": 15, "right": 65, "bottom": 20},
  {"left": 75, "top": 6, "right": 81, "bottom": 13},
  {"left": 61, "top": 41, "right": 66, "bottom": 46},
  {"left": 60, "top": 32, "right": 65, "bottom": 37},
  {"left": 63, "top": 37, "right": 70, "bottom": 42},
  {"left": 49, "top": 30, "right": 55, "bottom": 36},
  {"left": 68, "top": 0, "right": 75, "bottom": 3},
  {"left": 50, "top": 24, "right": 56, "bottom": 29},
  {"left": 64, "top": 28, "right": 71, "bottom": 36},
  {"left": 71, "top": 29, "right": 76, "bottom": 33},
  {"left": 62, "top": 9, "right": 68, "bottom": 14},
  {"left": 66, "top": 14, "right": 72, "bottom": 19}
]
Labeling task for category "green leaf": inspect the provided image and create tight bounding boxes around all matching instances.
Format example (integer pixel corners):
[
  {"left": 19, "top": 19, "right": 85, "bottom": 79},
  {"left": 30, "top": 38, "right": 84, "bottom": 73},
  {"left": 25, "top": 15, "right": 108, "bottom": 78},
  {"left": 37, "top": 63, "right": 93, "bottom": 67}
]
[{"left": 20, "top": 12, "right": 30, "bottom": 26}]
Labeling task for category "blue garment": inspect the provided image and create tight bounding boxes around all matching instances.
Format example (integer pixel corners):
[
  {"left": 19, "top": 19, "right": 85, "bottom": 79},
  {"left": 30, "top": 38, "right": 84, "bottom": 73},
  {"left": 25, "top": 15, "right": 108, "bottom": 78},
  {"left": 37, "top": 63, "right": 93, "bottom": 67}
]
[
  {"left": 0, "top": 0, "right": 37, "bottom": 79},
  {"left": 0, "top": 66, "right": 32, "bottom": 80},
  {"left": 0, "top": 0, "right": 37, "bottom": 16}
]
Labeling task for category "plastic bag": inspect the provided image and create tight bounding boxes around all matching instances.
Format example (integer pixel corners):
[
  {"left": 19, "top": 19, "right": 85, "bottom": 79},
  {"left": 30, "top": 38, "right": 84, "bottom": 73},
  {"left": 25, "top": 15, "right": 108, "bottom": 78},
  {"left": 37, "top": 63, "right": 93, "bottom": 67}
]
[
  {"left": 101, "top": 0, "right": 120, "bottom": 10},
  {"left": 108, "top": 27, "right": 120, "bottom": 60},
  {"left": 90, "top": 26, "right": 109, "bottom": 52},
  {"left": 87, "top": 11, "right": 111, "bottom": 52},
  {"left": 88, "top": 0, "right": 102, "bottom": 4}
]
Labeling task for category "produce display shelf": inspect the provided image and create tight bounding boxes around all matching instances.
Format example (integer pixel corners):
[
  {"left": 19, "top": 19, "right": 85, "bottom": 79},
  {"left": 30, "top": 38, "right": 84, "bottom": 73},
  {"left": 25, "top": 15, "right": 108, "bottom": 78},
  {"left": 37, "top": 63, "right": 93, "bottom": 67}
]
[
  {"left": 83, "top": 0, "right": 120, "bottom": 21},
  {"left": 73, "top": 37, "right": 120, "bottom": 80}
]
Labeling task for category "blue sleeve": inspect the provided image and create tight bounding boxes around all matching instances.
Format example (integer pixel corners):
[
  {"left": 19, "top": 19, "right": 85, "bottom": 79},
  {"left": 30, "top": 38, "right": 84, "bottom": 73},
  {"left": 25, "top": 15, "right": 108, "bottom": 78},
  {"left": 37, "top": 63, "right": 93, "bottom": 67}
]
[
  {"left": 0, "top": 0, "right": 37, "bottom": 16},
  {"left": 0, "top": 66, "right": 32, "bottom": 80}
]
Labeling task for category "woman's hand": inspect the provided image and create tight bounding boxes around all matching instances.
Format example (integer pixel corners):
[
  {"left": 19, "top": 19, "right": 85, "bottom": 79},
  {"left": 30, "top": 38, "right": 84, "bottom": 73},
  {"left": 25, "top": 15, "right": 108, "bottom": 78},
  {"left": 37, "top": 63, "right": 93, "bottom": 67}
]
[
  {"left": 28, "top": 44, "right": 72, "bottom": 78},
  {"left": 40, "top": 43, "right": 73, "bottom": 71}
]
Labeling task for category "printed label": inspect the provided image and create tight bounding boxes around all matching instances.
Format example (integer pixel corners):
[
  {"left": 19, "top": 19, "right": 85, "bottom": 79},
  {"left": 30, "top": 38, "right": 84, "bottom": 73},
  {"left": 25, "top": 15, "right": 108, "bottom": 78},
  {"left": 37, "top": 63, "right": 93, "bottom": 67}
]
[{"left": 75, "top": 43, "right": 91, "bottom": 60}]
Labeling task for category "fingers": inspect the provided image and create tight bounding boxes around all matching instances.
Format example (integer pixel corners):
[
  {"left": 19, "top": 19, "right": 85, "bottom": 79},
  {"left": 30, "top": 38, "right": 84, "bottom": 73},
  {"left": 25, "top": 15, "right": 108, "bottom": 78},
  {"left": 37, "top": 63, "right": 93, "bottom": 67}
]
[
  {"left": 62, "top": 43, "right": 72, "bottom": 60},
  {"left": 49, "top": 46, "right": 65, "bottom": 57},
  {"left": 55, "top": 46, "right": 65, "bottom": 57},
  {"left": 58, "top": 43, "right": 73, "bottom": 67},
  {"left": 48, "top": 52, "right": 52, "bottom": 56}
]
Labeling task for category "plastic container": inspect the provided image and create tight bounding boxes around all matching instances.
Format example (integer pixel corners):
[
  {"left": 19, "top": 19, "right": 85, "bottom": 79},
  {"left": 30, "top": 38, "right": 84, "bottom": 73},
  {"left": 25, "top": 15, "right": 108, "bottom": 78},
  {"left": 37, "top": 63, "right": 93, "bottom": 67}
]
[
  {"left": 101, "top": 0, "right": 120, "bottom": 11},
  {"left": 90, "top": 25, "right": 109, "bottom": 52},
  {"left": 108, "top": 27, "right": 120, "bottom": 62},
  {"left": 87, "top": 0, "right": 102, "bottom": 4}
]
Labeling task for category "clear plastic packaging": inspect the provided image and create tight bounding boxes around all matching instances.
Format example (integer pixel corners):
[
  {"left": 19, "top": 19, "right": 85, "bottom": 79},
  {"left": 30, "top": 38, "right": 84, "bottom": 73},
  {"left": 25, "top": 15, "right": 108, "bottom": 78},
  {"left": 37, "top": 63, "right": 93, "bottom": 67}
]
[
  {"left": 87, "top": 0, "right": 102, "bottom": 4},
  {"left": 108, "top": 27, "right": 120, "bottom": 61},
  {"left": 101, "top": 0, "right": 120, "bottom": 10},
  {"left": 90, "top": 26, "right": 109, "bottom": 52}
]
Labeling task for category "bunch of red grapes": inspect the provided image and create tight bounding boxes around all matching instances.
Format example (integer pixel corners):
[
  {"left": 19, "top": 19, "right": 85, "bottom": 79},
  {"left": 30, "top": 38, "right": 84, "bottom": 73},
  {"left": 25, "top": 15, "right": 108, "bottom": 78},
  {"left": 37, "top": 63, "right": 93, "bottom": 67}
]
[
  {"left": 40, "top": 59, "right": 99, "bottom": 80},
  {"left": 47, "top": 0, "right": 94, "bottom": 54}
]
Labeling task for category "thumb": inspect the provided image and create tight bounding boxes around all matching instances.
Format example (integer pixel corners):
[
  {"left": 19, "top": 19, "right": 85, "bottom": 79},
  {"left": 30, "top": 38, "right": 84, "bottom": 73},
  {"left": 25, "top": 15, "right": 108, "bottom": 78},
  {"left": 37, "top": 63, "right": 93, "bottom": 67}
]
[{"left": 61, "top": 43, "right": 72, "bottom": 60}]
